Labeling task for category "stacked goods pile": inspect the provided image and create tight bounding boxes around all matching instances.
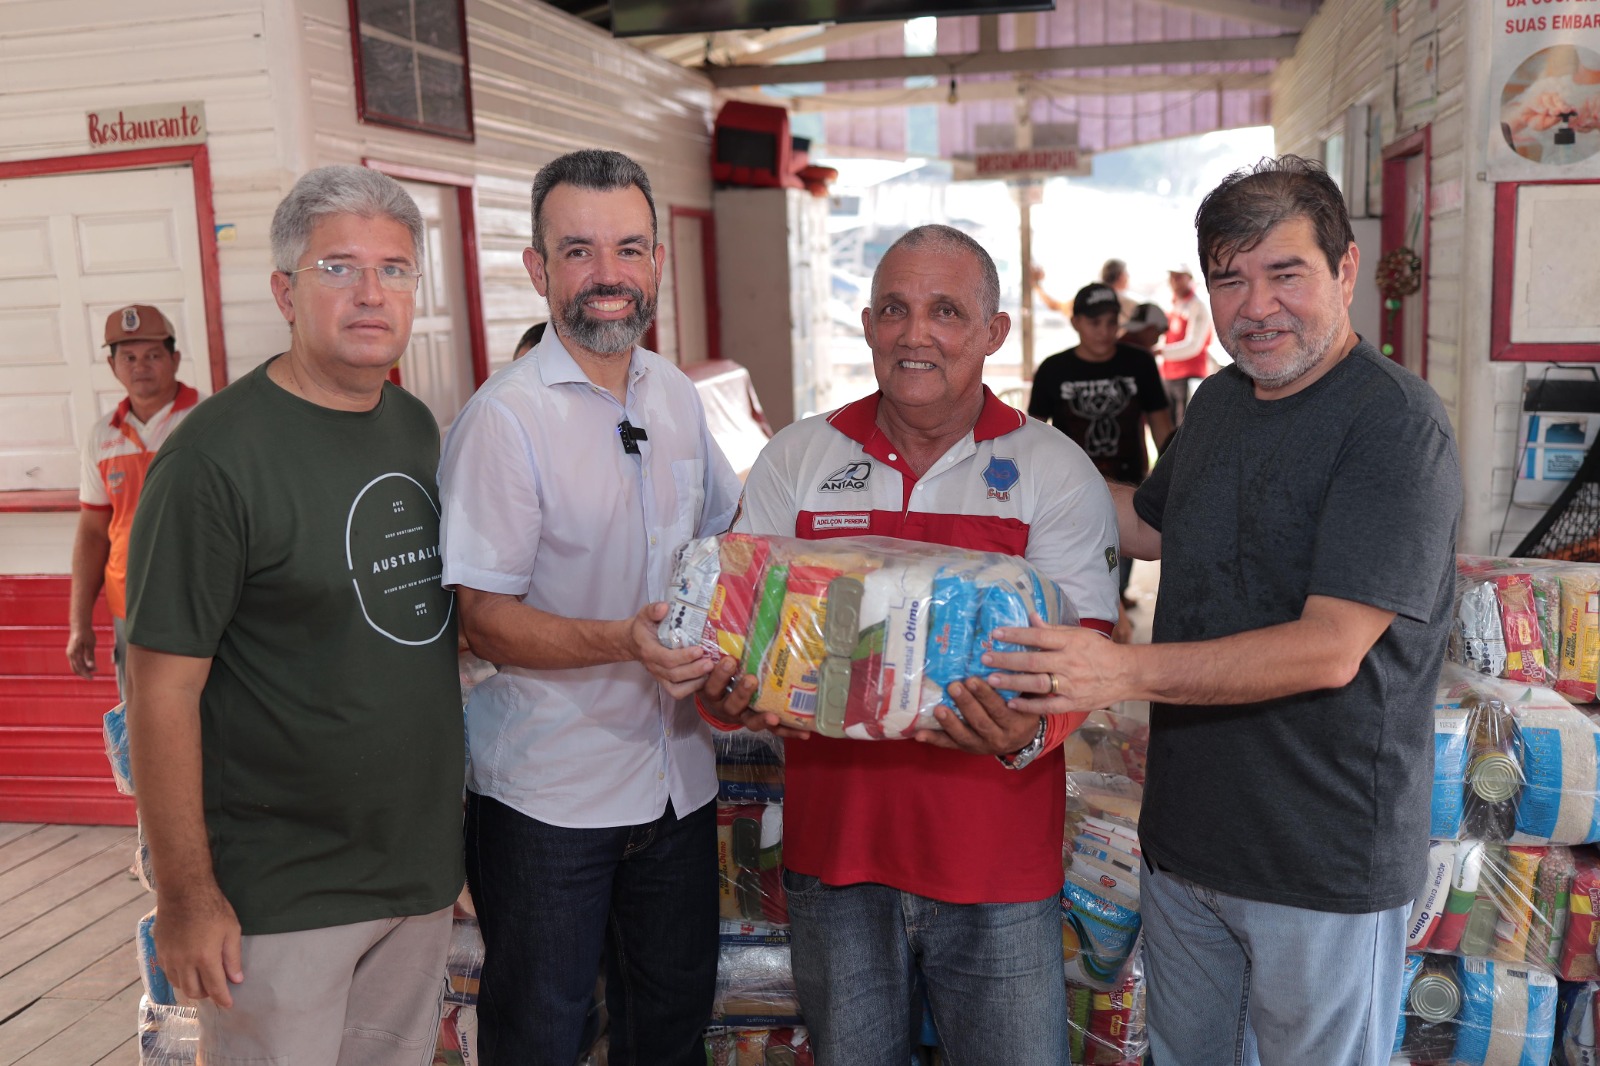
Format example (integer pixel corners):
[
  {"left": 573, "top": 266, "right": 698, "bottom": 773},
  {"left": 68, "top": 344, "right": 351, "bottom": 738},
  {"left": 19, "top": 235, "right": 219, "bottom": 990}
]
[
  {"left": 1061, "top": 708, "right": 1151, "bottom": 1066},
  {"left": 1398, "top": 659, "right": 1600, "bottom": 1064},
  {"left": 706, "top": 729, "right": 808, "bottom": 1055},
  {"left": 1453, "top": 556, "right": 1599, "bottom": 703},
  {"left": 659, "top": 534, "right": 1076, "bottom": 739}
]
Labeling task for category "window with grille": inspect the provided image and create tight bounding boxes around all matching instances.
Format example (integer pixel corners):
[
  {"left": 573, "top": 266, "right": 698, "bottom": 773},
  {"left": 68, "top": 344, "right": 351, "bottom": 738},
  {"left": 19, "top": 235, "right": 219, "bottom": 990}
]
[{"left": 349, "top": 0, "right": 474, "bottom": 141}]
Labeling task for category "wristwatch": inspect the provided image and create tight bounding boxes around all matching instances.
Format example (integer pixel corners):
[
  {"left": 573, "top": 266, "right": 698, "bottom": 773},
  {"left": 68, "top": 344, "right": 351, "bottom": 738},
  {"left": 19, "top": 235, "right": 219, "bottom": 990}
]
[{"left": 997, "top": 717, "right": 1048, "bottom": 771}]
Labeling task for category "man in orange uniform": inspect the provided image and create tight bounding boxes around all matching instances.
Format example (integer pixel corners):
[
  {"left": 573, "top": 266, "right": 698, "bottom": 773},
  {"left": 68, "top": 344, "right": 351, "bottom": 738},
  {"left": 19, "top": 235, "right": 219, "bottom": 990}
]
[{"left": 67, "top": 305, "right": 198, "bottom": 697}]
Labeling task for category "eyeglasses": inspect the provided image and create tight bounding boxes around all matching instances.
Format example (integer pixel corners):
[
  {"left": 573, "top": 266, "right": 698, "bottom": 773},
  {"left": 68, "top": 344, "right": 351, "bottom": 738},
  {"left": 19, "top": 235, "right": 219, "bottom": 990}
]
[{"left": 287, "top": 260, "right": 423, "bottom": 292}]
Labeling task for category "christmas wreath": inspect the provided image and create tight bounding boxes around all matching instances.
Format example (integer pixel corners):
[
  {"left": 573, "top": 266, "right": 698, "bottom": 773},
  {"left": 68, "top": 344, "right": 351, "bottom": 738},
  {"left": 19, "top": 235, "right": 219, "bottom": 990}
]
[{"left": 1375, "top": 247, "right": 1423, "bottom": 304}]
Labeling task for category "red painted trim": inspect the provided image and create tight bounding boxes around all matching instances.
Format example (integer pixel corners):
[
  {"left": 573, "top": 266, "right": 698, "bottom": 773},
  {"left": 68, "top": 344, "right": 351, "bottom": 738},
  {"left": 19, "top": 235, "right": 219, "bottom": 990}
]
[
  {"left": 458, "top": 185, "right": 490, "bottom": 387},
  {"left": 0, "top": 144, "right": 229, "bottom": 392},
  {"left": 0, "top": 490, "right": 80, "bottom": 513},
  {"left": 1379, "top": 127, "right": 1430, "bottom": 377},
  {"left": 347, "top": 0, "right": 476, "bottom": 143},
  {"left": 669, "top": 207, "right": 721, "bottom": 365},
  {"left": 1491, "top": 179, "right": 1600, "bottom": 362},
  {"left": 363, "top": 158, "right": 490, "bottom": 387}
]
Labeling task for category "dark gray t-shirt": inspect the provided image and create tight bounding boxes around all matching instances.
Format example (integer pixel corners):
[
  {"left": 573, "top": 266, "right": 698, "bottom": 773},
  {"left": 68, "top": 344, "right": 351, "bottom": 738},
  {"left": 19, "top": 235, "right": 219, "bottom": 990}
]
[{"left": 1132, "top": 341, "right": 1461, "bottom": 913}]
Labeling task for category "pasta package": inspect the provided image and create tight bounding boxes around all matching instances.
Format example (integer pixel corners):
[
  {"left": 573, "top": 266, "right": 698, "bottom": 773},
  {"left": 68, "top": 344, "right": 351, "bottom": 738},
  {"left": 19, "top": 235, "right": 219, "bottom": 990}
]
[{"left": 661, "top": 534, "right": 1078, "bottom": 738}]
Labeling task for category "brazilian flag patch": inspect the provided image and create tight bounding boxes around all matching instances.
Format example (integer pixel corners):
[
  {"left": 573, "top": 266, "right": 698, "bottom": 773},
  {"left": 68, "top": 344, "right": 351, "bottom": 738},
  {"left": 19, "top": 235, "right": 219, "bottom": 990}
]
[{"left": 1105, "top": 546, "right": 1119, "bottom": 572}]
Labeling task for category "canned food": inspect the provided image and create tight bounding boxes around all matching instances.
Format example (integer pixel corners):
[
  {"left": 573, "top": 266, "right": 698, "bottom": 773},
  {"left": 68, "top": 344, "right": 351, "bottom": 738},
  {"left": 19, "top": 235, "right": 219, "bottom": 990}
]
[
  {"left": 1409, "top": 969, "right": 1462, "bottom": 1022},
  {"left": 1468, "top": 751, "right": 1521, "bottom": 802}
]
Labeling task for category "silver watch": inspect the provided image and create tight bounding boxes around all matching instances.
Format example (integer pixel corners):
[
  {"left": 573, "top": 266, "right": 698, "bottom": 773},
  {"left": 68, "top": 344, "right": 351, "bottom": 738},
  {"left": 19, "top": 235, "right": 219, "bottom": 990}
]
[{"left": 998, "top": 717, "right": 1048, "bottom": 771}]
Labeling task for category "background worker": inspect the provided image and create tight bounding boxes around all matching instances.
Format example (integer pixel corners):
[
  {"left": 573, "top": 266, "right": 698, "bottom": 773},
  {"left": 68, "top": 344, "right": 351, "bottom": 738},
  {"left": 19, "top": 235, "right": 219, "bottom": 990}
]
[{"left": 67, "top": 305, "right": 198, "bottom": 697}]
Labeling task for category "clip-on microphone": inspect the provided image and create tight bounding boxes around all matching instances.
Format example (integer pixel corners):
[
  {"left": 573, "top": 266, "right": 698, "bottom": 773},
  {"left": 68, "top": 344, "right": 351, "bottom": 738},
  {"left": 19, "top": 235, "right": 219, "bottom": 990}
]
[{"left": 617, "top": 419, "right": 649, "bottom": 455}]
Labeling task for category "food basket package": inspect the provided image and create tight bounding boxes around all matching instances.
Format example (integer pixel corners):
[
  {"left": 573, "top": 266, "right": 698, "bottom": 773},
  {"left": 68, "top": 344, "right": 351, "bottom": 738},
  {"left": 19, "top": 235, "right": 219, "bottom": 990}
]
[{"left": 660, "top": 534, "right": 1076, "bottom": 738}]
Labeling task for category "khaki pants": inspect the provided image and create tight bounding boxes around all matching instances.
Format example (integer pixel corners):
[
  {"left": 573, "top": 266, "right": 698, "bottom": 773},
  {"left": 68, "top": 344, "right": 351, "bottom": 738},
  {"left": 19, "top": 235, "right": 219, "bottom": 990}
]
[{"left": 197, "top": 904, "right": 452, "bottom": 1066}]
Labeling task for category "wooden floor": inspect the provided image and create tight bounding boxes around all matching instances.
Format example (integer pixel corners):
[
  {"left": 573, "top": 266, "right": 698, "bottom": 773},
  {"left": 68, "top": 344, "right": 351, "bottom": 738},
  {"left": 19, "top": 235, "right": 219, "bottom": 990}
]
[{"left": 0, "top": 823, "right": 144, "bottom": 1066}]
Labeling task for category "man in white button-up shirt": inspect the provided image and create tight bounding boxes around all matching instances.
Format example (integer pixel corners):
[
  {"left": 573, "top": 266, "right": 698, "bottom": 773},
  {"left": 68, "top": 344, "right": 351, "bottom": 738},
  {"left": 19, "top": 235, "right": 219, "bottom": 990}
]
[{"left": 439, "top": 150, "right": 740, "bottom": 1066}]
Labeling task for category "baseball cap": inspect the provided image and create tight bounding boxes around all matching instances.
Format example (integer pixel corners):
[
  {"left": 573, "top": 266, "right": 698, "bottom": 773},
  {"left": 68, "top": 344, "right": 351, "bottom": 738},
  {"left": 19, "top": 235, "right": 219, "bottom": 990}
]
[
  {"left": 1123, "top": 302, "right": 1169, "bottom": 334},
  {"left": 1072, "top": 283, "right": 1120, "bottom": 317},
  {"left": 1168, "top": 262, "right": 1195, "bottom": 278},
  {"left": 104, "top": 304, "right": 175, "bottom": 347}
]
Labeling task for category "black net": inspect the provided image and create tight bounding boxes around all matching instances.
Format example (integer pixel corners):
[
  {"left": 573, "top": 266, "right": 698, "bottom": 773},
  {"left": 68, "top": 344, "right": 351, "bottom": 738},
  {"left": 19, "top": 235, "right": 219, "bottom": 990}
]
[{"left": 1513, "top": 440, "right": 1600, "bottom": 561}]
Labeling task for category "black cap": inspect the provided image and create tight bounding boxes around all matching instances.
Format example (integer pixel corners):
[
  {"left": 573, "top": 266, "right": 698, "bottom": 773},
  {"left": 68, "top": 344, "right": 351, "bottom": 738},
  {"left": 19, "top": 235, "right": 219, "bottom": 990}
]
[{"left": 1073, "top": 283, "right": 1119, "bottom": 317}]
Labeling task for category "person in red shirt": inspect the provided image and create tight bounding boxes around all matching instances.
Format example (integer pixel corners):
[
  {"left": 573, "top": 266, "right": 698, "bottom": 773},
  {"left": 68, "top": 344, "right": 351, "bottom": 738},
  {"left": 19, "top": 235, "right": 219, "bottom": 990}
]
[
  {"left": 701, "top": 225, "right": 1120, "bottom": 1064},
  {"left": 66, "top": 305, "right": 198, "bottom": 698},
  {"left": 1158, "top": 263, "right": 1215, "bottom": 426}
]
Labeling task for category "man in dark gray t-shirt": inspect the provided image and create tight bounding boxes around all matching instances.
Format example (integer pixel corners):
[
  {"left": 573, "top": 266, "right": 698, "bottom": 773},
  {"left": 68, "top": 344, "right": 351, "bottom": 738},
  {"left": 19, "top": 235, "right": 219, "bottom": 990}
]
[{"left": 982, "top": 157, "right": 1461, "bottom": 1066}]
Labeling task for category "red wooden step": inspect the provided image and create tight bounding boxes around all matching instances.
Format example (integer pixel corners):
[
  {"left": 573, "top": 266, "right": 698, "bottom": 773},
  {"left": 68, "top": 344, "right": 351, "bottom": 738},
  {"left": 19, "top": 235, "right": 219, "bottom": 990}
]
[
  {"left": 0, "top": 747, "right": 116, "bottom": 778},
  {"left": 0, "top": 626, "right": 116, "bottom": 676},
  {"left": 0, "top": 575, "right": 110, "bottom": 626},
  {"left": 0, "top": 786, "right": 136, "bottom": 826},
  {"left": 0, "top": 677, "right": 122, "bottom": 728}
]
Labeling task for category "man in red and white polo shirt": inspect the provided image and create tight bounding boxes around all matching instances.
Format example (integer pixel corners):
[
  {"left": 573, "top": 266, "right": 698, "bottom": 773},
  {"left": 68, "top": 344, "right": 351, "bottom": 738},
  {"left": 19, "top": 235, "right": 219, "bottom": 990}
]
[
  {"left": 701, "top": 225, "right": 1119, "bottom": 1063},
  {"left": 67, "top": 305, "right": 198, "bottom": 697}
]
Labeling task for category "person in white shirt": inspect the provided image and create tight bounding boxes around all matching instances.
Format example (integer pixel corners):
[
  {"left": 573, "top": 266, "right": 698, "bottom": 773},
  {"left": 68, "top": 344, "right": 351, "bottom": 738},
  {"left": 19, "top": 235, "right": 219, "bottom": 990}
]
[{"left": 438, "top": 149, "right": 741, "bottom": 1066}]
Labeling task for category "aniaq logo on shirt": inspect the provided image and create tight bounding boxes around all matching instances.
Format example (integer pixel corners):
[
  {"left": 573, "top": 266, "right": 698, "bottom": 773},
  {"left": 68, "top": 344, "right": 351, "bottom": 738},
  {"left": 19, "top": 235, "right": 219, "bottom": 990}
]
[{"left": 346, "top": 472, "right": 454, "bottom": 646}]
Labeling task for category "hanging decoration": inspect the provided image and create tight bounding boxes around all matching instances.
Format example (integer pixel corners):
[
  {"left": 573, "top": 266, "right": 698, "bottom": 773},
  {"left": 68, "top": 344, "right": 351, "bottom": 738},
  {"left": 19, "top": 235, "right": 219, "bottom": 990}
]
[{"left": 1376, "top": 246, "right": 1423, "bottom": 356}]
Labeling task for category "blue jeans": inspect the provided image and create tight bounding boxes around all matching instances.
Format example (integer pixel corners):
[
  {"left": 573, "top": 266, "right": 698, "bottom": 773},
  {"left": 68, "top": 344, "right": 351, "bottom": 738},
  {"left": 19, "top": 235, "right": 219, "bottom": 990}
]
[
  {"left": 464, "top": 792, "right": 717, "bottom": 1066},
  {"left": 783, "top": 870, "right": 1068, "bottom": 1065},
  {"left": 1141, "top": 861, "right": 1408, "bottom": 1066}
]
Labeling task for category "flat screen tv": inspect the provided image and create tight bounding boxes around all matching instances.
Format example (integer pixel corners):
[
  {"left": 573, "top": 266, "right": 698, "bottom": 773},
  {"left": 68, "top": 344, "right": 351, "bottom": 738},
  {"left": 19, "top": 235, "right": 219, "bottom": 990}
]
[{"left": 610, "top": 1, "right": 1055, "bottom": 37}]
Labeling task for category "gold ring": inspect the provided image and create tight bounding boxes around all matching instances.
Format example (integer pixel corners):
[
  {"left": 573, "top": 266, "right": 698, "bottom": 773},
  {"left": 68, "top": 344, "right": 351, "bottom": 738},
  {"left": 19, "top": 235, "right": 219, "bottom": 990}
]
[{"left": 1048, "top": 673, "right": 1060, "bottom": 696}]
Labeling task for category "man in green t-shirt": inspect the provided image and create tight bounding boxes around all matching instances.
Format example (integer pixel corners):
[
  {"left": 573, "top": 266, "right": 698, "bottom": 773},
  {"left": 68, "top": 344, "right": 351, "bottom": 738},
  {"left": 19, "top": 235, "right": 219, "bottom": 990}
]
[{"left": 124, "top": 165, "right": 465, "bottom": 1063}]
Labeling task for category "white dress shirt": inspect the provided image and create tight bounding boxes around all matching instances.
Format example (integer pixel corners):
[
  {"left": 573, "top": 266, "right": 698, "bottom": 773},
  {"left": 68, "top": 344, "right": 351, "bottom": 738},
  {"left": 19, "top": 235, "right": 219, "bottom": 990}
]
[{"left": 439, "top": 332, "right": 741, "bottom": 828}]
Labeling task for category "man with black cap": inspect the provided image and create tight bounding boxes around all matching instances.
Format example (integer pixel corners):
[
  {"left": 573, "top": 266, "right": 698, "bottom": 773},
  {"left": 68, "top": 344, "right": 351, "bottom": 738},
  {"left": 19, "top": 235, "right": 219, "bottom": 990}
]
[
  {"left": 1028, "top": 283, "right": 1172, "bottom": 622},
  {"left": 67, "top": 305, "right": 198, "bottom": 697}
]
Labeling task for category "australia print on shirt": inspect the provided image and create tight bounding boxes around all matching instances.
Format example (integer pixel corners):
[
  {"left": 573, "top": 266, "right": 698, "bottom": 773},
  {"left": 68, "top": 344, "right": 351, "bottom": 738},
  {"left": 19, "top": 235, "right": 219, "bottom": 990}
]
[{"left": 347, "top": 472, "right": 454, "bottom": 646}]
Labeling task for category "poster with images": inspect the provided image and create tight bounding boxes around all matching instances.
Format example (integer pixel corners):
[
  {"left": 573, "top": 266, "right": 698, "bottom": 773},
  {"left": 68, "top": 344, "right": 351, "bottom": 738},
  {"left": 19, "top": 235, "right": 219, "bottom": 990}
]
[{"left": 1489, "top": 0, "right": 1600, "bottom": 179}]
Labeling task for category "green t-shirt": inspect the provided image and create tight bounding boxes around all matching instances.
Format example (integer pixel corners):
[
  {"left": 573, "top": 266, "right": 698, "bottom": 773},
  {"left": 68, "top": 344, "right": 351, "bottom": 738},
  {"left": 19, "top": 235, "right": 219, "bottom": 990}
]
[{"left": 126, "top": 359, "right": 465, "bottom": 935}]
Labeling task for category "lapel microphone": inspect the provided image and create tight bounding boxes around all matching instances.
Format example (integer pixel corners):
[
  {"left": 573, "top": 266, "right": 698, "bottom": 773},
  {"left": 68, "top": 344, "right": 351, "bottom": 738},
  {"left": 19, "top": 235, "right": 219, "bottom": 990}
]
[{"left": 617, "top": 419, "right": 649, "bottom": 455}]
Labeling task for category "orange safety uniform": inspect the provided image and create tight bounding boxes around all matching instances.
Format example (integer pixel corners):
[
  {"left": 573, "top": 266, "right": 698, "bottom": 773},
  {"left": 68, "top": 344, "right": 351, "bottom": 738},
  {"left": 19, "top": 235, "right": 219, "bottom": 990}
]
[{"left": 78, "top": 384, "right": 200, "bottom": 618}]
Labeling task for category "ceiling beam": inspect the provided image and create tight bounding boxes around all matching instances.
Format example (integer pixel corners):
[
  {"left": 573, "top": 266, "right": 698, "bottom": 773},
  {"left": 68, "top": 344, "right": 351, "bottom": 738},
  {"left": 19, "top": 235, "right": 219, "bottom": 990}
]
[
  {"left": 705, "top": 34, "right": 1299, "bottom": 88},
  {"left": 722, "top": 20, "right": 903, "bottom": 66},
  {"left": 1148, "top": 0, "right": 1313, "bottom": 31},
  {"left": 736, "top": 71, "right": 1272, "bottom": 112}
]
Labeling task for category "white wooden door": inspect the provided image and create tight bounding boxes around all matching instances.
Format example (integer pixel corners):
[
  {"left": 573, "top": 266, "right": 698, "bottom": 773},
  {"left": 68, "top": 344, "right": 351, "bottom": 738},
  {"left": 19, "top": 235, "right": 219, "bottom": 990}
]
[
  {"left": 398, "top": 180, "right": 472, "bottom": 431},
  {"left": 0, "top": 166, "right": 211, "bottom": 491},
  {"left": 671, "top": 212, "right": 710, "bottom": 365}
]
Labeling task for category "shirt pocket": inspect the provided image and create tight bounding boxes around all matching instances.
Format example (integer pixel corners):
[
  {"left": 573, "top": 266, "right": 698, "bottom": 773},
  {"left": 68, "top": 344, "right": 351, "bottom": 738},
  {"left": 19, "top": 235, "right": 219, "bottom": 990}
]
[{"left": 671, "top": 457, "right": 706, "bottom": 540}]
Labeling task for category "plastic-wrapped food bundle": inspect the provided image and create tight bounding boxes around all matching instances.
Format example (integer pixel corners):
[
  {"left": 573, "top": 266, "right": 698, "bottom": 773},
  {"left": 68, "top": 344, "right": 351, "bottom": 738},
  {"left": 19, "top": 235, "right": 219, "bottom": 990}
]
[
  {"left": 137, "top": 909, "right": 177, "bottom": 1006},
  {"left": 138, "top": 995, "right": 198, "bottom": 1066},
  {"left": 1067, "top": 954, "right": 1147, "bottom": 1065},
  {"left": 1452, "top": 957, "right": 1558, "bottom": 1066},
  {"left": 1564, "top": 852, "right": 1600, "bottom": 982},
  {"left": 1060, "top": 708, "right": 1149, "bottom": 785},
  {"left": 659, "top": 533, "right": 1076, "bottom": 739},
  {"left": 1553, "top": 981, "right": 1600, "bottom": 1066},
  {"left": 434, "top": 1004, "right": 478, "bottom": 1066},
  {"left": 1412, "top": 838, "right": 1591, "bottom": 972},
  {"left": 1062, "top": 773, "right": 1143, "bottom": 992},
  {"left": 718, "top": 802, "right": 787, "bottom": 926},
  {"left": 704, "top": 1027, "right": 813, "bottom": 1066},
  {"left": 715, "top": 729, "right": 785, "bottom": 803},
  {"left": 446, "top": 913, "right": 484, "bottom": 1006},
  {"left": 103, "top": 704, "right": 133, "bottom": 795},
  {"left": 712, "top": 924, "right": 802, "bottom": 1027},
  {"left": 1429, "top": 666, "right": 1600, "bottom": 845},
  {"left": 1454, "top": 556, "right": 1600, "bottom": 703},
  {"left": 135, "top": 820, "right": 157, "bottom": 893}
]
